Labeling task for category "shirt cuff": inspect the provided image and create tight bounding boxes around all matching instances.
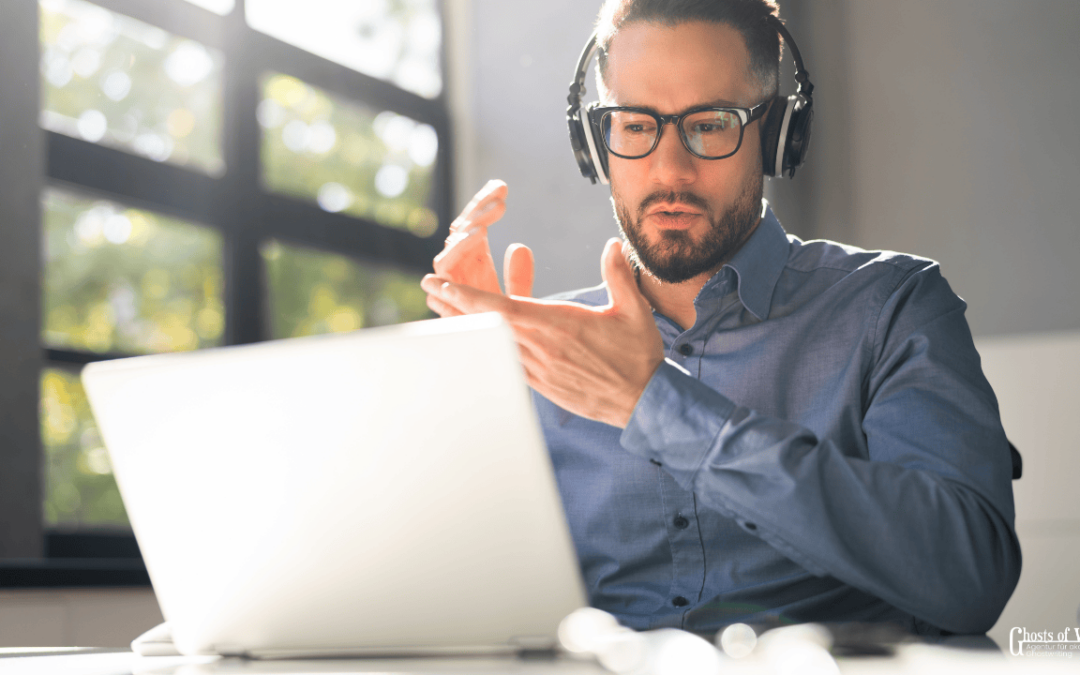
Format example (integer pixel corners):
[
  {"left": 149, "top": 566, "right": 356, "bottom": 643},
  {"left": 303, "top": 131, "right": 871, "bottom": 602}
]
[{"left": 620, "top": 358, "right": 738, "bottom": 488}]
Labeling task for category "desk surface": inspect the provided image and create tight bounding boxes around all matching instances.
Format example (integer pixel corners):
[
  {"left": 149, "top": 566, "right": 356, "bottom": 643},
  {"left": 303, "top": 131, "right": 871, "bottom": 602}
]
[{"left": 4, "top": 645, "right": 1080, "bottom": 675}]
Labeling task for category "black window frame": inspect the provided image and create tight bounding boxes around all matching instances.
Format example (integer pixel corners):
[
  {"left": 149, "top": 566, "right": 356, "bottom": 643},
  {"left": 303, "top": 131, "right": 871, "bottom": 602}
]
[{"left": 0, "top": 0, "right": 452, "bottom": 587}]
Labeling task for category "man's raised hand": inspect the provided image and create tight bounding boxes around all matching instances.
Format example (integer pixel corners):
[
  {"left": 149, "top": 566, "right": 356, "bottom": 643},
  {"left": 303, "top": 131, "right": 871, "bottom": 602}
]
[
  {"left": 433, "top": 179, "right": 505, "bottom": 294},
  {"left": 422, "top": 238, "right": 664, "bottom": 428},
  {"left": 427, "top": 180, "right": 535, "bottom": 317}
]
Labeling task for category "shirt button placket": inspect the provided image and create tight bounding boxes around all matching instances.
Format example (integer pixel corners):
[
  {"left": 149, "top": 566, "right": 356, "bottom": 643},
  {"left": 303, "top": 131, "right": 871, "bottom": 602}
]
[{"left": 661, "top": 472, "right": 704, "bottom": 618}]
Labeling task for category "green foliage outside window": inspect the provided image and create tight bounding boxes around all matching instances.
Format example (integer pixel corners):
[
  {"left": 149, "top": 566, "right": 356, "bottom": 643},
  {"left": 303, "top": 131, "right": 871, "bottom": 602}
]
[
  {"left": 260, "top": 73, "right": 440, "bottom": 237},
  {"left": 262, "top": 239, "right": 431, "bottom": 339},
  {"left": 39, "top": 0, "right": 225, "bottom": 174},
  {"left": 245, "top": 0, "right": 442, "bottom": 99},
  {"left": 42, "top": 187, "right": 225, "bottom": 355},
  {"left": 41, "top": 368, "right": 129, "bottom": 528},
  {"left": 33, "top": 0, "right": 444, "bottom": 534}
]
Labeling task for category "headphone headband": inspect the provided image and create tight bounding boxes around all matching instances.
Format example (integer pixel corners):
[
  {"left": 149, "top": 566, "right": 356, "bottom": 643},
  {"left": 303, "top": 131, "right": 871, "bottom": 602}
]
[
  {"left": 566, "top": 14, "right": 814, "bottom": 183},
  {"left": 567, "top": 35, "right": 598, "bottom": 114},
  {"left": 768, "top": 16, "right": 813, "bottom": 98}
]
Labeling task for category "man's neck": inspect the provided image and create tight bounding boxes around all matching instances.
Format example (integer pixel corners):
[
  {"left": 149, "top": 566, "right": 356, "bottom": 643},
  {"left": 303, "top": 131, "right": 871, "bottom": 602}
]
[
  {"left": 636, "top": 267, "right": 718, "bottom": 332},
  {"left": 634, "top": 218, "right": 763, "bottom": 332}
]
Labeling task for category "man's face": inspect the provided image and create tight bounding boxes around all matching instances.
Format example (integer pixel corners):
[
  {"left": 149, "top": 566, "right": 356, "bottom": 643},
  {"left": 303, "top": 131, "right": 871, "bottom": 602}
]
[{"left": 602, "top": 21, "right": 766, "bottom": 284}]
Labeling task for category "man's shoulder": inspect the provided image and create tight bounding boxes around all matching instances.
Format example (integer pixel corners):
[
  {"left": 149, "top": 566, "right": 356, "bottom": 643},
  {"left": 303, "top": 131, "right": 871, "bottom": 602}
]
[
  {"left": 543, "top": 283, "right": 610, "bottom": 307},
  {"left": 779, "top": 237, "right": 961, "bottom": 325},
  {"left": 787, "top": 236, "right": 937, "bottom": 282}
]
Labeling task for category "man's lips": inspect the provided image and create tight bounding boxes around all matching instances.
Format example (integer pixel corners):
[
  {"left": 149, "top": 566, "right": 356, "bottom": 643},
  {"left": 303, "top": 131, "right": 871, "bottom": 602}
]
[
  {"left": 644, "top": 204, "right": 703, "bottom": 229},
  {"left": 646, "top": 203, "right": 702, "bottom": 217}
]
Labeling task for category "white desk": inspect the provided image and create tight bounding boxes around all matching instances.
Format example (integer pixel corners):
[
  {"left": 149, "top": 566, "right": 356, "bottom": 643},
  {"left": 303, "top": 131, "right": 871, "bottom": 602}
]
[{"left": 4, "top": 643, "right": 1080, "bottom": 675}]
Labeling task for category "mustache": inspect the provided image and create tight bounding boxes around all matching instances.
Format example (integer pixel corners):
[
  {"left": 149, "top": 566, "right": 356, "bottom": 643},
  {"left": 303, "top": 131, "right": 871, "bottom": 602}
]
[{"left": 637, "top": 190, "right": 711, "bottom": 216}]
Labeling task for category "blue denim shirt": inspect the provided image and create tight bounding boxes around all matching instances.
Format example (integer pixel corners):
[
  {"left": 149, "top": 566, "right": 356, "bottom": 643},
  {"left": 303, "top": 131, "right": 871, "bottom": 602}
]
[{"left": 534, "top": 205, "right": 1020, "bottom": 635}]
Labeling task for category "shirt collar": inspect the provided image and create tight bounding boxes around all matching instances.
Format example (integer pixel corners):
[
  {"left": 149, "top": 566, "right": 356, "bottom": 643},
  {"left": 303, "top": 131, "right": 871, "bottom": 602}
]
[{"left": 698, "top": 201, "right": 789, "bottom": 320}]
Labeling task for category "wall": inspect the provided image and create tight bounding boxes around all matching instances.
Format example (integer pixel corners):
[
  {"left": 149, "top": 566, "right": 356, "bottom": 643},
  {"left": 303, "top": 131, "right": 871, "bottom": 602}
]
[
  {"left": 0, "top": 589, "right": 162, "bottom": 648},
  {"left": 448, "top": 0, "right": 626, "bottom": 297},
  {"left": 780, "top": 0, "right": 1080, "bottom": 339},
  {"left": 976, "top": 331, "right": 1080, "bottom": 647}
]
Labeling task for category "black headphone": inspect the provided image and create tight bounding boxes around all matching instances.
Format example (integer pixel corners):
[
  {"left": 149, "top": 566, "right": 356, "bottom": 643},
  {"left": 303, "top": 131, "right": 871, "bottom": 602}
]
[{"left": 566, "top": 15, "right": 814, "bottom": 185}]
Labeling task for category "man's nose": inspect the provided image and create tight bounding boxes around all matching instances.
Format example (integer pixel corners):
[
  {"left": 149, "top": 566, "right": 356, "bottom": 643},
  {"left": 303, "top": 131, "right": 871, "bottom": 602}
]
[{"left": 649, "top": 121, "right": 698, "bottom": 186}]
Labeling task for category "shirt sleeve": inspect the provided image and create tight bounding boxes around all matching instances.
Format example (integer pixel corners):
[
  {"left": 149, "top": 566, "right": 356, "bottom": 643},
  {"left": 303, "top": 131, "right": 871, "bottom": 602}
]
[{"left": 619, "top": 264, "right": 1021, "bottom": 635}]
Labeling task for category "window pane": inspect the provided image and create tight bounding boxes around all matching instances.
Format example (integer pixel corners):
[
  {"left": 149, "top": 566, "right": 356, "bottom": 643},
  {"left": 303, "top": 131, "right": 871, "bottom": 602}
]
[
  {"left": 261, "top": 239, "right": 431, "bottom": 339},
  {"left": 42, "top": 187, "right": 225, "bottom": 355},
  {"left": 39, "top": 0, "right": 225, "bottom": 175},
  {"left": 41, "top": 367, "right": 128, "bottom": 528},
  {"left": 246, "top": 0, "right": 442, "bottom": 99},
  {"left": 260, "top": 73, "right": 440, "bottom": 237}
]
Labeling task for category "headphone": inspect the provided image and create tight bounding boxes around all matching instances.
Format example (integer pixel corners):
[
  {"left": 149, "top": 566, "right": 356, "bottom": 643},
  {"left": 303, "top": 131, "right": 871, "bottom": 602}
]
[{"left": 566, "top": 15, "right": 814, "bottom": 184}]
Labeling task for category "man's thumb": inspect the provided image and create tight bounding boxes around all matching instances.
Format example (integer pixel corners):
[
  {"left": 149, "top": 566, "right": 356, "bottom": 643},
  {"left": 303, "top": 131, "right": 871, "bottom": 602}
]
[
  {"left": 504, "top": 243, "right": 534, "bottom": 297},
  {"left": 601, "top": 238, "right": 645, "bottom": 310}
]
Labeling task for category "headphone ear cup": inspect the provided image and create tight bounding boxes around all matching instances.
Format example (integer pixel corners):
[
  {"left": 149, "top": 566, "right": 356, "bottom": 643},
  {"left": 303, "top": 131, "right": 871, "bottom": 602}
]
[
  {"left": 568, "top": 111, "right": 598, "bottom": 184},
  {"left": 580, "top": 105, "right": 610, "bottom": 185},
  {"left": 782, "top": 96, "right": 813, "bottom": 178},
  {"left": 759, "top": 96, "right": 788, "bottom": 178}
]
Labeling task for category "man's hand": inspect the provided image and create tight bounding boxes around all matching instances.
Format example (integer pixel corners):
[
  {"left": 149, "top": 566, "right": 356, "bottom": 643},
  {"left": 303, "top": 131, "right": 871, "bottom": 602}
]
[
  {"left": 422, "top": 238, "right": 665, "bottom": 428},
  {"left": 429, "top": 180, "right": 535, "bottom": 316}
]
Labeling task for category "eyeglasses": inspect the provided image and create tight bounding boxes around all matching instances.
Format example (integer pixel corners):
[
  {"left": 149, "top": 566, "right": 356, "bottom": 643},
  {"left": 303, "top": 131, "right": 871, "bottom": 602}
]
[{"left": 589, "top": 102, "right": 768, "bottom": 160}]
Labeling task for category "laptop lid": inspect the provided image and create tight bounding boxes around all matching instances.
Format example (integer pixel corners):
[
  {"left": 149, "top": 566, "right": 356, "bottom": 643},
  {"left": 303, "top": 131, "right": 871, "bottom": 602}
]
[{"left": 82, "top": 313, "right": 587, "bottom": 657}]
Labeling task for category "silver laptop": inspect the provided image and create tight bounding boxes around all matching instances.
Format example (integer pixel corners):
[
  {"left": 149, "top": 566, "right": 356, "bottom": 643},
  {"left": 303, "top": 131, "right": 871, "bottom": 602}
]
[{"left": 82, "top": 312, "right": 587, "bottom": 658}]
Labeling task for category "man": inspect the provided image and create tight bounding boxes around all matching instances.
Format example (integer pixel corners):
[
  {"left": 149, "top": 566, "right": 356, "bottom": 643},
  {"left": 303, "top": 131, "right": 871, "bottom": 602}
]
[{"left": 422, "top": 0, "right": 1020, "bottom": 636}]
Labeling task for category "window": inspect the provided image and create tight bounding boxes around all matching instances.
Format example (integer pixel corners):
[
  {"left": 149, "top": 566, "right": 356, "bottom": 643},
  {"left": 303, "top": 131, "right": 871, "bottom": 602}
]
[{"left": 0, "top": 0, "right": 449, "bottom": 578}]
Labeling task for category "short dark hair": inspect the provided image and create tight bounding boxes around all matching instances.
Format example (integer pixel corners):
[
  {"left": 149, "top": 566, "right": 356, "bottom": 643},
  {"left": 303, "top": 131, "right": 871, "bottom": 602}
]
[{"left": 595, "top": 0, "right": 782, "bottom": 100}]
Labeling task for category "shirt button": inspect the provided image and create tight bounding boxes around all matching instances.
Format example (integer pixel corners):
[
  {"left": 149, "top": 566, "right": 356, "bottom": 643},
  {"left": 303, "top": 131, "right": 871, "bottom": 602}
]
[
  {"left": 744, "top": 522, "right": 758, "bottom": 531},
  {"left": 672, "top": 596, "right": 689, "bottom": 608},
  {"left": 678, "top": 343, "right": 694, "bottom": 356},
  {"left": 673, "top": 516, "right": 690, "bottom": 529}
]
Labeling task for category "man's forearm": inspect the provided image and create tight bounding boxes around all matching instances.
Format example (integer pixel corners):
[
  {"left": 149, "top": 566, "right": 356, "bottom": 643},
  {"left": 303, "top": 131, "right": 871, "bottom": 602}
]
[{"left": 621, "top": 360, "right": 1021, "bottom": 634}]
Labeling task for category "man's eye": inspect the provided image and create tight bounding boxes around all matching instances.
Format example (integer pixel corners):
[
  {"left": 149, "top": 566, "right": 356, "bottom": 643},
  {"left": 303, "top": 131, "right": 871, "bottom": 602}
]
[
  {"left": 692, "top": 119, "right": 732, "bottom": 134},
  {"left": 622, "top": 122, "right": 655, "bottom": 135}
]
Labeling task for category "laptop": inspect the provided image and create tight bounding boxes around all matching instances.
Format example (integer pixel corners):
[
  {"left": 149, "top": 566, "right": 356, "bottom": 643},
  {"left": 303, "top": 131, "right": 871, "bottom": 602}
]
[{"left": 82, "top": 312, "right": 587, "bottom": 658}]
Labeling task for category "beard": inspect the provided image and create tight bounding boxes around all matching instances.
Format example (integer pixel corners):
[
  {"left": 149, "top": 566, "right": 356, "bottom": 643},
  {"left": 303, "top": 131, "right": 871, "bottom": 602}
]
[{"left": 612, "top": 171, "right": 763, "bottom": 284}]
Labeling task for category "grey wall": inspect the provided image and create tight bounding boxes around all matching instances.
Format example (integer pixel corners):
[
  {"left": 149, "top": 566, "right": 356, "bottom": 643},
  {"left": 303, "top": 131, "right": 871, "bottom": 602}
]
[
  {"left": 450, "top": 0, "right": 1080, "bottom": 337},
  {"left": 448, "top": 1, "right": 624, "bottom": 297},
  {"left": 774, "top": 0, "right": 1080, "bottom": 338}
]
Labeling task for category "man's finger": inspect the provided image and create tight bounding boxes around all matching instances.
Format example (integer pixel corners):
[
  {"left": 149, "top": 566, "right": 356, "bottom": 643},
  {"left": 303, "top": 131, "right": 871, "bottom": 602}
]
[
  {"left": 433, "top": 226, "right": 485, "bottom": 272},
  {"left": 601, "top": 237, "right": 647, "bottom": 312},
  {"left": 425, "top": 291, "right": 462, "bottom": 318},
  {"left": 504, "top": 243, "right": 535, "bottom": 298},
  {"left": 422, "top": 275, "right": 565, "bottom": 330},
  {"left": 433, "top": 180, "right": 507, "bottom": 276},
  {"left": 448, "top": 179, "right": 507, "bottom": 234},
  {"left": 422, "top": 275, "right": 515, "bottom": 314}
]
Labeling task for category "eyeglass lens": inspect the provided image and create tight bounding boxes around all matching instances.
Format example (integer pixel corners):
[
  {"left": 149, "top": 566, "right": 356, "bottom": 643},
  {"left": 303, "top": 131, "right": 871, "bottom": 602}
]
[{"left": 602, "top": 110, "right": 743, "bottom": 159}]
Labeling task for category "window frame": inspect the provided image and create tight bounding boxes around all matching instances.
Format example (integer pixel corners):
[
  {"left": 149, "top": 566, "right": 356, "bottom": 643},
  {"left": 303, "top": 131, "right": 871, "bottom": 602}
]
[{"left": 0, "top": 0, "right": 452, "bottom": 584}]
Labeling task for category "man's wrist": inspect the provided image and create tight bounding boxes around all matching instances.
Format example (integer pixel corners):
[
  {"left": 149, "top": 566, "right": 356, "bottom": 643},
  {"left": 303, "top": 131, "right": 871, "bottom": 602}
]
[{"left": 620, "top": 359, "right": 738, "bottom": 485}]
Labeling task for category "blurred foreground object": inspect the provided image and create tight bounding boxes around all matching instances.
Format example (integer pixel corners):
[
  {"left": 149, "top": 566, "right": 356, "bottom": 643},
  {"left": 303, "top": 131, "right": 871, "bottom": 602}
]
[{"left": 558, "top": 608, "right": 721, "bottom": 675}]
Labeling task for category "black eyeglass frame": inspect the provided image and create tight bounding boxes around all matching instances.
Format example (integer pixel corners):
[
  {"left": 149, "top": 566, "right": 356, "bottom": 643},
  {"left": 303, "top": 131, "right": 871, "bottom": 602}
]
[{"left": 588, "top": 101, "right": 770, "bottom": 160}]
